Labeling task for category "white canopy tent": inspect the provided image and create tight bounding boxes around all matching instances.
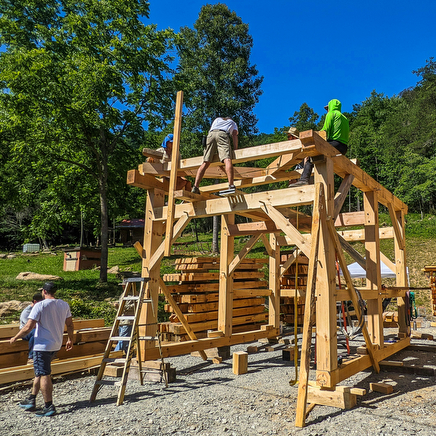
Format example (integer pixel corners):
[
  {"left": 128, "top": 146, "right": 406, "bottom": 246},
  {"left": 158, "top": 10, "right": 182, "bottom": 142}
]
[{"left": 340, "top": 261, "right": 407, "bottom": 279}]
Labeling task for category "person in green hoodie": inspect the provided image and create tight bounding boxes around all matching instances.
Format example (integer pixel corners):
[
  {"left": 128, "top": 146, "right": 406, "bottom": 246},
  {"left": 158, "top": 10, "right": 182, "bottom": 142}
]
[{"left": 293, "top": 99, "right": 349, "bottom": 186}]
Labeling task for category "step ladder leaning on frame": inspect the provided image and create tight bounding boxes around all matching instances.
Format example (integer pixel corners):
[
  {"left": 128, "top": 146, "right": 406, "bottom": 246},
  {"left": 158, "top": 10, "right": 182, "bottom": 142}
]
[{"left": 90, "top": 277, "right": 167, "bottom": 406}]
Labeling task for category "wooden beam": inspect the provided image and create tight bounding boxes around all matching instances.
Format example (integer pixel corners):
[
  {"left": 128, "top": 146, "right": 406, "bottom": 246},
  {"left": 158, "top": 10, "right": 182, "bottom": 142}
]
[
  {"left": 280, "top": 251, "right": 298, "bottom": 277},
  {"left": 260, "top": 204, "right": 312, "bottom": 258},
  {"left": 334, "top": 211, "right": 365, "bottom": 227},
  {"left": 364, "top": 191, "right": 384, "bottom": 348},
  {"left": 153, "top": 185, "right": 316, "bottom": 222},
  {"left": 298, "top": 130, "right": 407, "bottom": 212},
  {"left": 394, "top": 209, "right": 409, "bottom": 336},
  {"left": 268, "top": 233, "right": 281, "bottom": 328},
  {"left": 227, "top": 221, "right": 280, "bottom": 236},
  {"left": 169, "top": 139, "right": 304, "bottom": 171},
  {"left": 334, "top": 174, "right": 355, "bottom": 219},
  {"left": 380, "top": 252, "right": 395, "bottom": 273},
  {"left": 338, "top": 234, "right": 366, "bottom": 270},
  {"left": 295, "top": 183, "right": 323, "bottom": 428},
  {"left": 326, "top": 217, "right": 380, "bottom": 375},
  {"left": 158, "top": 278, "right": 207, "bottom": 361},
  {"left": 387, "top": 202, "right": 405, "bottom": 250},
  {"left": 219, "top": 214, "right": 234, "bottom": 336},
  {"left": 266, "top": 152, "right": 303, "bottom": 174},
  {"left": 338, "top": 227, "right": 394, "bottom": 242},
  {"left": 165, "top": 91, "right": 183, "bottom": 256},
  {"left": 229, "top": 234, "right": 262, "bottom": 275},
  {"left": 313, "top": 157, "right": 338, "bottom": 381},
  {"left": 127, "top": 169, "right": 168, "bottom": 191},
  {"left": 261, "top": 234, "right": 273, "bottom": 257}
]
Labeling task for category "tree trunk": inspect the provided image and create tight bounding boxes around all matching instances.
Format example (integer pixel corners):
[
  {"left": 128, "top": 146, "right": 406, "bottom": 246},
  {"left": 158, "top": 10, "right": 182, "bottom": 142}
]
[{"left": 99, "top": 149, "right": 109, "bottom": 283}]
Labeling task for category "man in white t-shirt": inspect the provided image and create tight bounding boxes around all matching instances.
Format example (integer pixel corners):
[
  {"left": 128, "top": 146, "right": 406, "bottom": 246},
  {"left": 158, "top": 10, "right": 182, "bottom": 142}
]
[
  {"left": 10, "top": 282, "right": 74, "bottom": 417},
  {"left": 191, "top": 117, "right": 239, "bottom": 195}
]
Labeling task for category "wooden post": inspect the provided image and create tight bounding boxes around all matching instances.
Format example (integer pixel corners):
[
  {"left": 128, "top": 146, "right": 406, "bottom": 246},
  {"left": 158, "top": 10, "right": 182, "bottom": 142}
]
[
  {"left": 394, "top": 209, "right": 409, "bottom": 336},
  {"left": 364, "top": 191, "right": 383, "bottom": 348},
  {"left": 140, "top": 189, "right": 165, "bottom": 361},
  {"left": 269, "top": 233, "right": 281, "bottom": 328},
  {"left": 295, "top": 183, "right": 323, "bottom": 428},
  {"left": 313, "top": 157, "right": 337, "bottom": 386},
  {"left": 165, "top": 90, "right": 183, "bottom": 256},
  {"left": 219, "top": 214, "right": 234, "bottom": 336},
  {"left": 232, "top": 351, "right": 248, "bottom": 375}
]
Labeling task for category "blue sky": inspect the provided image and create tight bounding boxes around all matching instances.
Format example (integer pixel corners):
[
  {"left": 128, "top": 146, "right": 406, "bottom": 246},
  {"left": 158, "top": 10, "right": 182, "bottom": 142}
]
[{"left": 147, "top": 0, "right": 436, "bottom": 133}]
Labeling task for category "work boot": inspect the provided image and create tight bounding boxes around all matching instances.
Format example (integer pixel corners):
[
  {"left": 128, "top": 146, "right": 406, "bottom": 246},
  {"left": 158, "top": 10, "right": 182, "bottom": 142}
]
[
  {"left": 292, "top": 161, "right": 313, "bottom": 186},
  {"left": 191, "top": 186, "right": 200, "bottom": 195}
]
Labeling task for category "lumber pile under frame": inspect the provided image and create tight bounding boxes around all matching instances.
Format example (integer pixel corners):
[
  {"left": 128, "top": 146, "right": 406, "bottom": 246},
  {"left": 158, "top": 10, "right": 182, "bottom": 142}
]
[{"left": 127, "top": 93, "right": 411, "bottom": 426}]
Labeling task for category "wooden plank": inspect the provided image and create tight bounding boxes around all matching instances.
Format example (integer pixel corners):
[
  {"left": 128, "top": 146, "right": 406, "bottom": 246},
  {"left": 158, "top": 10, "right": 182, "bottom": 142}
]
[
  {"left": 170, "top": 305, "right": 265, "bottom": 323},
  {"left": 163, "top": 271, "right": 264, "bottom": 282},
  {"left": 0, "top": 352, "right": 122, "bottom": 385},
  {"left": 170, "top": 312, "right": 268, "bottom": 335},
  {"left": 295, "top": 182, "right": 323, "bottom": 428},
  {"left": 186, "top": 298, "right": 264, "bottom": 313},
  {"left": 164, "top": 280, "right": 267, "bottom": 294}
]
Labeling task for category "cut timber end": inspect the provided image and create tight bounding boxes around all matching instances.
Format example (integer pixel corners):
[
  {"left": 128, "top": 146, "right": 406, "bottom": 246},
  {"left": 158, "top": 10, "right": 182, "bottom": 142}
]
[
  {"left": 370, "top": 382, "right": 394, "bottom": 394},
  {"left": 232, "top": 351, "right": 248, "bottom": 375}
]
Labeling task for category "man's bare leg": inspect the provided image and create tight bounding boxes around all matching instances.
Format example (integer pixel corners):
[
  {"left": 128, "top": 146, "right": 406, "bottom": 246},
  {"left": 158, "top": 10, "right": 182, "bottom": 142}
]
[
  {"left": 223, "top": 158, "right": 234, "bottom": 187},
  {"left": 40, "top": 375, "right": 53, "bottom": 403},
  {"left": 193, "top": 161, "right": 211, "bottom": 188},
  {"left": 31, "top": 376, "right": 41, "bottom": 396}
]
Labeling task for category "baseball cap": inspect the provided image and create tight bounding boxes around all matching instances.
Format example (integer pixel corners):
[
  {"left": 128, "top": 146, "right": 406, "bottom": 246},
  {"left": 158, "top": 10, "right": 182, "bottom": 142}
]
[
  {"left": 161, "top": 134, "right": 174, "bottom": 149},
  {"left": 42, "top": 282, "right": 56, "bottom": 294}
]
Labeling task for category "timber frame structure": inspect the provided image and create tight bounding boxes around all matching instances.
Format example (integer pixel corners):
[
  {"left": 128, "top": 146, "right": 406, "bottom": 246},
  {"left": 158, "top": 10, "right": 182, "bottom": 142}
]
[{"left": 127, "top": 92, "right": 410, "bottom": 426}]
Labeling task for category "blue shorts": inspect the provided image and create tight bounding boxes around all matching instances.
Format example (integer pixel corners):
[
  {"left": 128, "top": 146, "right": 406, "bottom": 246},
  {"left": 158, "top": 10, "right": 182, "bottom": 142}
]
[{"left": 33, "top": 351, "right": 57, "bottom": 377}]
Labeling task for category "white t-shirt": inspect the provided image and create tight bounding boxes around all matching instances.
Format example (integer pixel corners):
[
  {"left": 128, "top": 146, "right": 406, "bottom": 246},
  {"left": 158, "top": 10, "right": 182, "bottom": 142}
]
[
  {"left": 29, "top": 299, "right": 72, "bottom": 352},
  {"left": 210, "top": 117, "right": 238, "bottom": 135}
]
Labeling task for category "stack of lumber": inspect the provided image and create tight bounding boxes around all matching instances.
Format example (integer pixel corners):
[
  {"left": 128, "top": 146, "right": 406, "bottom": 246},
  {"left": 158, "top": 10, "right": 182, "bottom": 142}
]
[
  {"left": 280, "top": 252, "right": 308, "bottom": 326},
  {"left": 383, "top": 311, "right": 398, "bottom": 328},
  {"left": 160, "top": 257, "right": 269, "bottom": 342},
  {"left": 423, "top": 266, "right": 436, "bottom": 316},
  {"left": 0, "top": 318, "right": 111, "bottom": 385}
]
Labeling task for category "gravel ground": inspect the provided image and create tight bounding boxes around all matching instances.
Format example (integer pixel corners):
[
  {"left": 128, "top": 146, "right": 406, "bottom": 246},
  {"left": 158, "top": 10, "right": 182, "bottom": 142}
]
[{"left": 2, "top": 327, "right": 436, "bottom": 436}]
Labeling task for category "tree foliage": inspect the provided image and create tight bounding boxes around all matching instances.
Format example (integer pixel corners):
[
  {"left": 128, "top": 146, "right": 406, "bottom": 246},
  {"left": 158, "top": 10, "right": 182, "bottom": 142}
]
[{"left": 0, "top": 0, "right": 175, "bottom": 280}]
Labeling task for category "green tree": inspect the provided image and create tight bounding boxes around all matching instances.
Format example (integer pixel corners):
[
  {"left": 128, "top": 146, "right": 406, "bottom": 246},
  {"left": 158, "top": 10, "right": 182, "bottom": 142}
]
[
  {"left": 176, "top": 2, "right": 263, "bottom": 151},
  {"left": 0, "top": 0, "right": 175, "bottom": 280},
  {"left": 288, "top": 102, "right": 320, "bottom": 132}
]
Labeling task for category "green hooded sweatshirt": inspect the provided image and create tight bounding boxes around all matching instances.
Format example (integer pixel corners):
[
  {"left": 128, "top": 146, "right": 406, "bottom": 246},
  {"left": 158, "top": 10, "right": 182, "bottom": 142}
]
[{"left": 321, "top": 99, "right": 349, "bottom": 145}]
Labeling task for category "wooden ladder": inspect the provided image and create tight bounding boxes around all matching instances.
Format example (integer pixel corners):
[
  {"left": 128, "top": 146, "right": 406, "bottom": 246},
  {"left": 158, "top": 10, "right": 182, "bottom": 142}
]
[{"left": 90, "top": 277, "right": 164, "bottom": 406}]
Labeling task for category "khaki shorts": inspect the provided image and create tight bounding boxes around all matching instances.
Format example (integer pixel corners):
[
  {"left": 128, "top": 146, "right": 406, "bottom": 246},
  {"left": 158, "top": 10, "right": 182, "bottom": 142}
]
[{"left": 203, "top": 130, "right": 234, "bottom": 162}]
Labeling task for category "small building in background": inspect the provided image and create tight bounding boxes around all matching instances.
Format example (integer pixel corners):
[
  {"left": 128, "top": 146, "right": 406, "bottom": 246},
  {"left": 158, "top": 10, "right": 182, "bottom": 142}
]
[
  {"left": 117, "top": 219, "right": 144, "bottom": 246},
  {"left": 63, "top": 247, "right": 102, "bottom": 271}
]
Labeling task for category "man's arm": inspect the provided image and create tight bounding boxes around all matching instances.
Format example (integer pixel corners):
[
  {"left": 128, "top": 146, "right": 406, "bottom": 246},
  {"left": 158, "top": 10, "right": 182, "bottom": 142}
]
[
  {"left": 65, "top": 316, "right": 74, "bottom": 351},
  {"left": 9, "top": 319, "right": 36, "bottom": 344},
  {"left": 232, "top": 130, "right": 238, "bottom": 150}
]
